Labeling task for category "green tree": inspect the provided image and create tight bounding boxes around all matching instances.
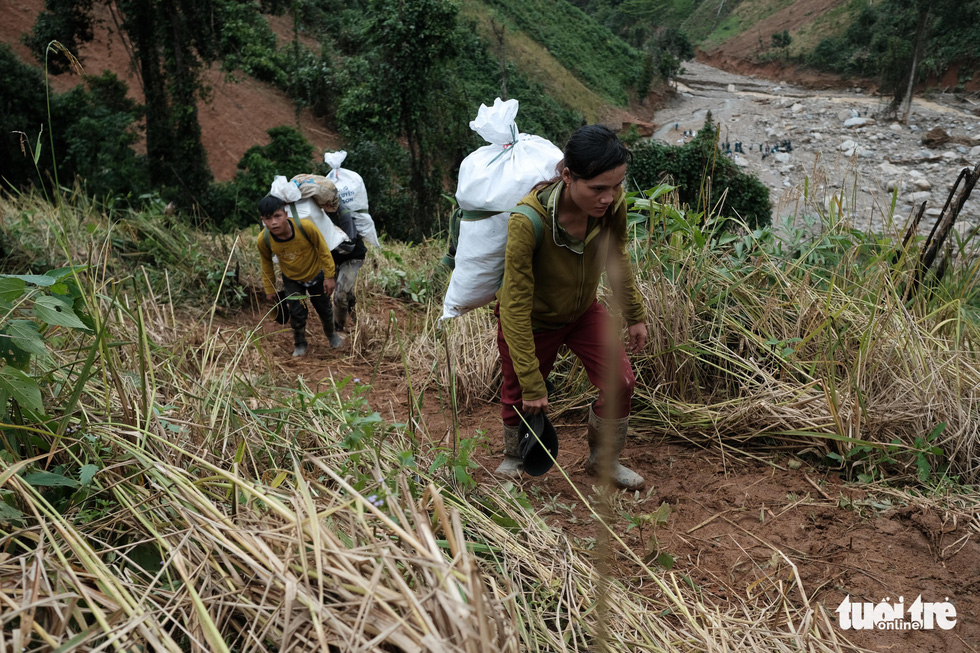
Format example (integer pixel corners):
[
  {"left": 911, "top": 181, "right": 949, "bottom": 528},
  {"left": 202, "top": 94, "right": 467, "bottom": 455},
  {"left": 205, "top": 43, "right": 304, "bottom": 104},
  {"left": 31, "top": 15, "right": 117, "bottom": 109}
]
[
  {"left": 205, "top": 126, "right": 315, "bottom": 229},
  {"left": 27, "top": 0, "right": 262, "bottom": 205},
  {"left": 630, "top": 112, "right": 771, "bottom": 230},
  {"left": 336, "top": 0, "right": 462, "bottom": 240},
  {"left": 0, "top": 44, "right": 49, "bottom": 190}
]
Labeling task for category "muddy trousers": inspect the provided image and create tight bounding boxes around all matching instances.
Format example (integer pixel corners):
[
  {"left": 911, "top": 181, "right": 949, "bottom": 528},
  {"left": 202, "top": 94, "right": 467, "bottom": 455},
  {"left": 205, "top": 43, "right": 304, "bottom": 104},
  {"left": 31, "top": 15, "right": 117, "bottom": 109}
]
[
  {"left": 333, "top": 259, "right": 363, "bottom": 331},
  {"left": 496, "top": 300, "right": 636, "bottom": 426},
  {"left": 282, "top": 271, "right": 336, "bottom": 347}
]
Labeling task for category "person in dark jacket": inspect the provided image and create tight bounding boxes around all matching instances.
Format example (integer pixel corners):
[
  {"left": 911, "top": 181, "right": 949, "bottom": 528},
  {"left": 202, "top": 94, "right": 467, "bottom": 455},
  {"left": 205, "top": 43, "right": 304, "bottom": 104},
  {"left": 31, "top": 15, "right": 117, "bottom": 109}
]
[{"left": 321, "top": 201, "right": 366, "bottom": 331}]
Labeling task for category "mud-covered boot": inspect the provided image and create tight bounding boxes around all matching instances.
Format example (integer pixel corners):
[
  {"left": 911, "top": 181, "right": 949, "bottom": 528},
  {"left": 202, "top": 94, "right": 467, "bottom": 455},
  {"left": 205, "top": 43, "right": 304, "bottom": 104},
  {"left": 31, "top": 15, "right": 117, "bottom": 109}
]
[
  {"left": 323, "top": 321, "right": 344, "bottom": 349},
  {"left": 493, "top": 422, "right": 523, "bottom": 480},
  {"left": 292, "top": 330, "right": 308, "bottom": 357},
  {"left": 584, "top": 406, "right": 644, "bottom": 490}
]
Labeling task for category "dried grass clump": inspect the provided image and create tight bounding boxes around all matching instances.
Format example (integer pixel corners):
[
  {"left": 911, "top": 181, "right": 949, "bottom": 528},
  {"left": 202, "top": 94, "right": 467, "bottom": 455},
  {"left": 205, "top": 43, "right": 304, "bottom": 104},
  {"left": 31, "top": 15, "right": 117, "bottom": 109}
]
[
  {"left": 626, "top": 237, "right": 980, "bottom": 481},
  {"left": 0, "top": 287, "right": 860, "bottom": 652}
]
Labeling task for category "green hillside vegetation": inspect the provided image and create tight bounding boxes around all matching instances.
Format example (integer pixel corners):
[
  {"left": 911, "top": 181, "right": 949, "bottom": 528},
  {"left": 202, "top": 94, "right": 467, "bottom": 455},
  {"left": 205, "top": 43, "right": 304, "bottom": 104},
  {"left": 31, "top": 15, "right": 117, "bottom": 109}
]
[
  {"left": 479, "top": 0, "right": 644, "bottom": 105},
  {"left": 9, "top": 0, "right": 673, "bottom": 242},
  {"left": 458, "top": 0, "right": 608, "bottom": 122},
  {"left": 3, "top": 160, "right": 980, "bottom": 647},
  {"left": 807, "top": 0, "right": 980, "bottom": 88}
]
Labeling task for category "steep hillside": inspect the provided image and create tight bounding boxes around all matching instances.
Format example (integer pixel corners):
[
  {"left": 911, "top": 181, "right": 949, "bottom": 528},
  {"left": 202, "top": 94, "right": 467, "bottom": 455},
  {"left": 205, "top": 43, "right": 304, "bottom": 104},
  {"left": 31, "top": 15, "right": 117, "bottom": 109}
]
[
  {"left": 3, "top": 0, "right": 657, "bottom": 186},
  {"left": 460, "top": 0, "right": 659, "bottom": 126},
  {"left": 692, "top": 0, "right": 862, "bottom": 87},
  {"left": 1, "top": 0, "right": 340, "bottom": 182}
]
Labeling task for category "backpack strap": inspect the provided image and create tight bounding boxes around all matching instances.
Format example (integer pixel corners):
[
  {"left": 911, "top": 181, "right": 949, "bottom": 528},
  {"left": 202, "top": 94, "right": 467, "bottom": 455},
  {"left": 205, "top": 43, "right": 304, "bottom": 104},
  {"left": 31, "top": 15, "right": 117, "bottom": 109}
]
[
  {"left": 509, "top": 205, "right": 545, "bottom": 252},
  {"left": 284, "top": 205, "right": 312, "bottom": 244},
  {"left": 262, "top": 215, "right": 313, "bottom": 253}
]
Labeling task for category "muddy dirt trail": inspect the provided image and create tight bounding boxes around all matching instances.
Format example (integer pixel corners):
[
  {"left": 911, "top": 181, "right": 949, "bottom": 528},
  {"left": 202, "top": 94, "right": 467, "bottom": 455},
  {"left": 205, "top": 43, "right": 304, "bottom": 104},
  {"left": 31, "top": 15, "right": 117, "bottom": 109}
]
[{"left": 243, "top": 288, "right": 980, "bottom": 652}]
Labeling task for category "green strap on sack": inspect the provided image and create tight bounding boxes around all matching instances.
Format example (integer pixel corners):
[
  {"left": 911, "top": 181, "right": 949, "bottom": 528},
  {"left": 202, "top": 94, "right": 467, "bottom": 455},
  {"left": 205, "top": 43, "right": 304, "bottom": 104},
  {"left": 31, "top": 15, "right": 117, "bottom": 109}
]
[
  {"left": 508, "top": 205, "right": 545, "bottom": 251},
  {"left": 442, "top": 205, "right": 544, "bottom": 271}
]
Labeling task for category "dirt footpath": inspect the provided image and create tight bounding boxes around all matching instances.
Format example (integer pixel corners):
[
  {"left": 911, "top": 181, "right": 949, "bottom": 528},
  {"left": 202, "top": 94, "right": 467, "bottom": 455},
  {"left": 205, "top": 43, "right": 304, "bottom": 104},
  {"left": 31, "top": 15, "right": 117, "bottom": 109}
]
[{"left": 253, "top": 302, "right": 980, "bottom": 653}]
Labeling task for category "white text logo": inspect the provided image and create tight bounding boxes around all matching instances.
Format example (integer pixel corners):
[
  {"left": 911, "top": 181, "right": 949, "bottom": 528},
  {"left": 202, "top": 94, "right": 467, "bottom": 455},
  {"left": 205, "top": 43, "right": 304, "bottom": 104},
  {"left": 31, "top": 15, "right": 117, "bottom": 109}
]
[{"left": 836, "top": 595, "right": 957, "bottom": 630}]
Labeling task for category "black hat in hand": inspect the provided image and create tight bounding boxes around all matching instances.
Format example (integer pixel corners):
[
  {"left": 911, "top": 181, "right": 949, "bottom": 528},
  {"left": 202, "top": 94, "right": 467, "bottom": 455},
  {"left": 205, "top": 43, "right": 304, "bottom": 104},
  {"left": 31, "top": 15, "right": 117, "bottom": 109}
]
[{"left": 518, "top": 412, "right": 559, "bottom": 476}]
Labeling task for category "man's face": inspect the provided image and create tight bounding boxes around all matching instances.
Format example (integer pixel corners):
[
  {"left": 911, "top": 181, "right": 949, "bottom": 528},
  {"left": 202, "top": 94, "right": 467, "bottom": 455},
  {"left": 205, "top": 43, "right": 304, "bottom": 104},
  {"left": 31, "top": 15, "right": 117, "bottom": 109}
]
[{"left": 261, "top": 208, "right": 291, "bottom": 238}]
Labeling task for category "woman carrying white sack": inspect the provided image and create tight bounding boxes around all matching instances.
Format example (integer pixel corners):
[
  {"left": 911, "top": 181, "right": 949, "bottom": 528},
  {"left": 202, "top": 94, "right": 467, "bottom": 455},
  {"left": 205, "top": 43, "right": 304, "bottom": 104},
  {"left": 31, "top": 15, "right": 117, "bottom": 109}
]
[{"left": 322, "top": 152, "right": 382, "bottom": 330}]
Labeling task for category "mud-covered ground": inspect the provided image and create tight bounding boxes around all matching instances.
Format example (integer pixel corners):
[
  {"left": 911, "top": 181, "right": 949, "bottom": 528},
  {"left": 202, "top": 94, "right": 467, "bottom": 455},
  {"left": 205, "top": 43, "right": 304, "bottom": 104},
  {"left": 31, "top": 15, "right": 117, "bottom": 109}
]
[{"left": 250, "top": 294, "right": 980, "bottom": 653}]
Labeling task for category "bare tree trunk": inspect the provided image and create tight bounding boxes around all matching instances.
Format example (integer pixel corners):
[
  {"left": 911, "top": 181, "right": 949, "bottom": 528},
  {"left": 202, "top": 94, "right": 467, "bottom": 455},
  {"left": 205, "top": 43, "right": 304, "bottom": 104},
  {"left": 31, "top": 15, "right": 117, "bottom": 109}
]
[{"left": 900, "top": 5, "right": 930, "bottom": 123}]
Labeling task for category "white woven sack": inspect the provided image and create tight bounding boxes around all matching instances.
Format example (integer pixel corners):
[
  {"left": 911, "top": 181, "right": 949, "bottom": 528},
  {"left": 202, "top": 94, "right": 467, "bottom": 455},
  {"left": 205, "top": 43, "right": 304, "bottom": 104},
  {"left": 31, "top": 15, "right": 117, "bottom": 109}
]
[
  {"left": 455, "top": 98, "right": 563, "bottom": 211},
  {"left": 269, "top": 175, "right": 301, "bottom": 203},
  {"left": 441, "top": 212, "right": 509, "bottom": 320},
  {"left": 288, "top": 198, "right": 350, "bottom": 252},
  {"left": 324, "top": 151, "right": 382, "bottom": 248},
  {"left": 441, "top": 98, "right": 562, "bottom": 320}
]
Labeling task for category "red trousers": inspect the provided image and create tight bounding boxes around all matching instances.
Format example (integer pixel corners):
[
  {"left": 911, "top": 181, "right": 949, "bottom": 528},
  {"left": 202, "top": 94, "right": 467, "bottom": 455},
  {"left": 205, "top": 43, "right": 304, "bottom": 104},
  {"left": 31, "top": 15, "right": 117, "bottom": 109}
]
[{"left": 497, "top": 300, "right": 636, "bottom": 426}]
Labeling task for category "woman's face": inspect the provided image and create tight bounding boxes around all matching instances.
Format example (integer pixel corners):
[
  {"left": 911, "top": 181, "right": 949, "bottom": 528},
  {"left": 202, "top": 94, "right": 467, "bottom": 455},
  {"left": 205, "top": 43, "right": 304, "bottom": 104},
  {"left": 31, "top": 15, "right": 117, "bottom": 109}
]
[{"left": 561, "top": 164, "right": 627, "bottom": 218}]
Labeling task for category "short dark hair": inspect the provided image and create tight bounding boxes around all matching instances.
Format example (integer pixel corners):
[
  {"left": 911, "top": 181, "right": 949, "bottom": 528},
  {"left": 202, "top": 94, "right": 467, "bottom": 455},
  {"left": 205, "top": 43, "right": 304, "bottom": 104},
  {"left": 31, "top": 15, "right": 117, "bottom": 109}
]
[
  {"left": 258, "top": 195, "right": 286, "bottom": 218},
  {"left": 563, "top": 124, "right": 632, "bottom": 180}
]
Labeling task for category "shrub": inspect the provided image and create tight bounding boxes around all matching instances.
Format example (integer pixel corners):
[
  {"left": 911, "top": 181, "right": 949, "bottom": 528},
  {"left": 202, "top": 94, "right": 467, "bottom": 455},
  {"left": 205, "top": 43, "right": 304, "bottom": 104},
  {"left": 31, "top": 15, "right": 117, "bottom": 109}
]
[
  {"left": 0, "top": 44, "right": 51, "bottom": 191},
  {"left": 53, "top": 72, "right": 148, "bottom": 201},
  {"left": 202, "top": 126, "right": 316, "bottom": 230},
  {"left": 629, "top": 114, "right": 771, "bottom": 230}
]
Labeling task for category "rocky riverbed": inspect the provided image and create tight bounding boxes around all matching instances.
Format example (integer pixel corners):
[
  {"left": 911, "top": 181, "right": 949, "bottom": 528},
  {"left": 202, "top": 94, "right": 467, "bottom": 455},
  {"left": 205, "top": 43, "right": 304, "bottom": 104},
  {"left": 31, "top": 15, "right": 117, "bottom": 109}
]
[{"left": 650, "top": 61, "right": 980, "bottom": 237}]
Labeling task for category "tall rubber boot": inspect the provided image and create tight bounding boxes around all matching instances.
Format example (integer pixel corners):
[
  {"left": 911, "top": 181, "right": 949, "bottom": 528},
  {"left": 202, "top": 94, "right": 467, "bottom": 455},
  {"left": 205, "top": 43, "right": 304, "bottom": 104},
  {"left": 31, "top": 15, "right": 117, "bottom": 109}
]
[
  {"left": 584, "top": 406, "right": 644, "bottom": 490},
  {"left": 322, "top": 308, "right": 344, "bottom": 348},
  {"left": 493, "top": 422, "right": 523, "bottom": 480}
]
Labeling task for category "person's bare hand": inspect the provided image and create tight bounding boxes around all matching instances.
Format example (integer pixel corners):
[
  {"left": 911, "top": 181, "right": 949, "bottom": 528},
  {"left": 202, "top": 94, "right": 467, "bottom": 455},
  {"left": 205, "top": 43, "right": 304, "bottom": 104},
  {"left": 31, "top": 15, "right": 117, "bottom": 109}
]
[
  {"left": 522, "top": 396, "right": 548, "bottom": 415},
  {"left": 324, "top": 278, "right": 336, "bottom": 296},
  {"left": 626, "top": 322, "right": 648, "bottom": 353}
]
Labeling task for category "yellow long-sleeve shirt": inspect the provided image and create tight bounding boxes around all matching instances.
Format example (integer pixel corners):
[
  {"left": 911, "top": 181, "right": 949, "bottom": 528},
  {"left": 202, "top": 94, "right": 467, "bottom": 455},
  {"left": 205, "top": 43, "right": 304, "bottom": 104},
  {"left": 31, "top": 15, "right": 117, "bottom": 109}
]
[{"left": 257, "top": 218, "right": 336, "bottom": 295}]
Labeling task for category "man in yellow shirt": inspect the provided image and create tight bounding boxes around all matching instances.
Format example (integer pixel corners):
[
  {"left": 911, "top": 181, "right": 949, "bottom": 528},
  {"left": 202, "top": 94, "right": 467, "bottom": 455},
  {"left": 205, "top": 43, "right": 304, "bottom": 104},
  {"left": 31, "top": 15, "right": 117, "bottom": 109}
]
[{"left": 257, "top": 195, "right": 343, "bottom": 356}]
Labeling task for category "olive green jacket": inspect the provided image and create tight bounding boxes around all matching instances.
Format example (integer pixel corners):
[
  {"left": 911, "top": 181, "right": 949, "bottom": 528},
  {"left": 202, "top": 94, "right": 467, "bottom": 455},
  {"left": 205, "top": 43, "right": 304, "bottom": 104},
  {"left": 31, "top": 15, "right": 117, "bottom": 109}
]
[{"left": 497, "top": 181, "right": 646, "bottom": 402}]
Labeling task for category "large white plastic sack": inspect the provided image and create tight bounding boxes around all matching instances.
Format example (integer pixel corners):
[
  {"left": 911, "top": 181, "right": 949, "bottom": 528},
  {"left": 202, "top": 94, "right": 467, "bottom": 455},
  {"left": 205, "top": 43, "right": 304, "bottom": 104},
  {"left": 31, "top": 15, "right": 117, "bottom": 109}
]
[
  {"left": 441, "top": 212, "right": 509, "bottom": 320},
  {"left": 455, "top": 98, "right": 563, "bottom": 211},
  {"left": 269, "top": 175, "right": 301, "bottom": 203},
  {"left": 442, "top": 98, "right": 562, "bottom": 320},
  {"left": 324, "top": 151, "right": 382, "bottom": 248},
  {"left": 288, "top": 198, "right": 351, "bottom": 252}
]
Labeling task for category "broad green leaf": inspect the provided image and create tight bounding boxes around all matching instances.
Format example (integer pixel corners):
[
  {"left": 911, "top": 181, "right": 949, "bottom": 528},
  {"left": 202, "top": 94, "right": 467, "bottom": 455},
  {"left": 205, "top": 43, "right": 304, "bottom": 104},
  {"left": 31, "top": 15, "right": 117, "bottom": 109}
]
[
  {"left": 34, "top": 296, "right": 87, "bottom": 329},
  {"left": 80, "top": 464, "right": 98, "bottom": 486},
  {"left": 0, "top": 277, "right": 26, "bottom": 302},
  {"left": 916, "top": 455, "right": 931, "bottom": 482},
  {"left": 0, "top": 273, "right": 55, "bottom": 287},
  {"left": 0, "top": 501, "right": 25, "bottom": 522},
  {"left": 0, "top": 337, "right": 31, "bottom": 370},
  {"left": 0, "top": 366, "right": 44, "bottom": 414},
  {"left": 45, "top": 266, "right": 83, "bottom": 282},
  {"left": 6, "top": 321, "right": 47, "bottom": 356},
  {"left": 23, "top": 471, "right": 79, "bottom": 488}
]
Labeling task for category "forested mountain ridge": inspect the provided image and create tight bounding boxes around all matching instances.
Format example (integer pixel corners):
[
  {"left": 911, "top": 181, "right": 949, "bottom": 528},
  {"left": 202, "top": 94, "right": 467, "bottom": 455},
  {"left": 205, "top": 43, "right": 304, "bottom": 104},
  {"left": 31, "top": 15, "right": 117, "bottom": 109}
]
[
  {"left": 2, "top": 0, "right": 676, "bottom": 240},
  {"left": 4, "top": 0, "right": 976, "bottom": 242},
  {"left": 573, "top": 0, "right": 980, "bottom": 95}
]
